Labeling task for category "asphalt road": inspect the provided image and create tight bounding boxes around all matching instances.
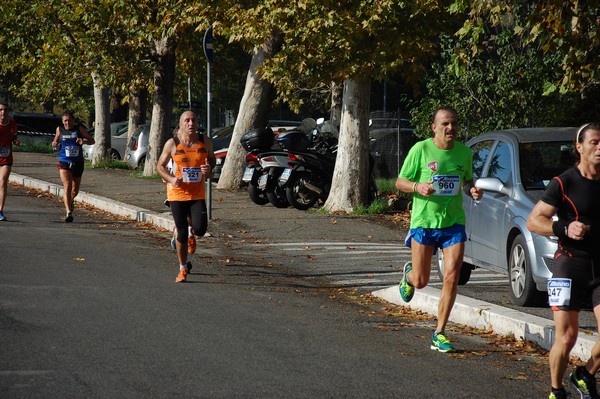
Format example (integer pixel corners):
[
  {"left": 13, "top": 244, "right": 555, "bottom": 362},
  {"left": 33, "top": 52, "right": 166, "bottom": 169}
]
[
  {"left": 0, "top": 185, "right": 551, "bottom": 398},
  {"left": 10, "top": 151, "right": 595, "bottom": 331}
]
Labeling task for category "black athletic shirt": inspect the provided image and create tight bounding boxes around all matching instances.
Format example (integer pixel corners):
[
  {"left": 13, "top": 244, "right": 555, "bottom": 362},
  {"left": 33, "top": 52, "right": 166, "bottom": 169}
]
[{"left": 541, "top": 167, "right": 600, "bottom": 259}]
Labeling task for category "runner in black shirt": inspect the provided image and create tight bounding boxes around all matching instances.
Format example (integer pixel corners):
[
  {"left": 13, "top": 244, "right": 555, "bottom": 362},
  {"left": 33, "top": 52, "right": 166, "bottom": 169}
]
[{"left": 527, "top": 122, "right": 600, "bottom": 399}]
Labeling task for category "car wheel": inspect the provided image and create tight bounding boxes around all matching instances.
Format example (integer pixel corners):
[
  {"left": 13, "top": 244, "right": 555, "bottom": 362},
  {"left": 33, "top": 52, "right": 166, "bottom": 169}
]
[
  {"left": 110, "top": 148, "right": 121, "bottom": 161},
  {"left": 508, "top": 235, "right": 545, "bottom": 307},
  {"left": 436, "top": 250, "right": 473, "bottom": 286},
  {"left": 248, "top": 181, "right": 269, "bottom": 205}
]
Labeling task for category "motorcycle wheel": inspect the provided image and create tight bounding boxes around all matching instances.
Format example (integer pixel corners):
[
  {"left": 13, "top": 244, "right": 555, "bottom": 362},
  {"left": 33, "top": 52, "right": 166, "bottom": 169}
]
[
  {"left": 248, "top": 181, "right": 269, "bottom": 205},
  {"left": 266, "top": 175, "right": 290, "bottom": 208},
  {"left": 285, "top": 171, "right": 319, "bottom": 210}
]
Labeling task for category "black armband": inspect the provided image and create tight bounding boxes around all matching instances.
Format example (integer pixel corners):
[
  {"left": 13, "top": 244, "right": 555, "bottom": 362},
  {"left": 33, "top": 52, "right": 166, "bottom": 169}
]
[{"left": 552, "top": 220, "right": 570, "bottom": 239}]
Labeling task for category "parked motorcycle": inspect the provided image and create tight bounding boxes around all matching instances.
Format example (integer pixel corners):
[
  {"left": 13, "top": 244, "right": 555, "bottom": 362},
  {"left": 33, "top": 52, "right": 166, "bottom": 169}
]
[
  {"left": 277, "top": 118, "right": 377, "bottom": 210},
  {"left": 276, "top": 121, "right": 338, "bottom": 210},
  {"left": 240, "top": 127, "right": 276, "bottom": 205},
  {"left": 258, "top": 151, "right": 292, "bottom": 208},
  {"left": 242, "top": 151, "right": 269, "bottom": 205}
]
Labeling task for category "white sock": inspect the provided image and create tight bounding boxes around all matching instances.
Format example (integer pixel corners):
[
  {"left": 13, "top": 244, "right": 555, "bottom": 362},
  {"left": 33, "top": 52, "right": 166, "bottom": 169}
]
[{"left": 179, "top": 264, "right": 187, "bottom": 270}]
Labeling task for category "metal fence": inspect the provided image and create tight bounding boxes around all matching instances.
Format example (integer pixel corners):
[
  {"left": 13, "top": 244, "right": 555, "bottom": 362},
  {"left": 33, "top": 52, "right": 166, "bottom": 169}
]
[{"left": 369, "top": 112, "right": 417, "bottom": 180}]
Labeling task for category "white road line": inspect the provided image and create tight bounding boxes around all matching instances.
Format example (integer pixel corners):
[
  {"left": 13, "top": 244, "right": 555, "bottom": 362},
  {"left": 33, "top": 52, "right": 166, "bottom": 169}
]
[
  {"left": 262, "top": 241, "right": 507, "bottom": 287},
  {"left": 264, "top": 242, "right": 401, "bottom": 246}
]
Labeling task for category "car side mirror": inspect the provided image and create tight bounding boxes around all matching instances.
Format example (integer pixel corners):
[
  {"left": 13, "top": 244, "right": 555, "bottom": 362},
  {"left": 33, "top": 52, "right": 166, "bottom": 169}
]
[{"left": 475, "top": 177, "right": 510, "bottom": 196}]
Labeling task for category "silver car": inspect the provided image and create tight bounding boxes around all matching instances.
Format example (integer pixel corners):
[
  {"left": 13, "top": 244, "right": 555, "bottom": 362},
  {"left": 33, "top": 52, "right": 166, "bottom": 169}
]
[
  {"left": 437, "top": 127, "right": 577, "bottom": 306},
  {"left": 83, "top": 121, "right": 129, "bottom": 161},
  {"left": 124, "top": 124, "right": 150, "bottom": 169}
]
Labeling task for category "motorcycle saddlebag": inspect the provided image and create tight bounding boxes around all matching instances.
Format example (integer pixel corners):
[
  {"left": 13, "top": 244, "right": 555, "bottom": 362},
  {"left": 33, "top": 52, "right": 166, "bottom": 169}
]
[
  {"left": 240, "top": 127, "right": 275, "bottom": 151},
  {"left": 276, "top": 130, "right": 310, "bottom": 152}
]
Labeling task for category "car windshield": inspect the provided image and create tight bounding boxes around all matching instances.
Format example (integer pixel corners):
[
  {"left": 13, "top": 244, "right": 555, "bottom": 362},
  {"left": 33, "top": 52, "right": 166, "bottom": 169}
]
[
  {"left": 115, "top": 125, "right": 128, "bottom": 136},
  {"left": 211, "top": 126, "right": 233, "bottom": 139},
  {"left": 519, "top": 141, "right": 575, "bottom": 189}
]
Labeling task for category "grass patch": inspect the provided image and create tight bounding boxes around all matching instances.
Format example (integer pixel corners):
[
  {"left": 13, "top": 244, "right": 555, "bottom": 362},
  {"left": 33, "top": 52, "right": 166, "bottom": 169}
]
[
  {"left": 86, "top": 159, "right": 130, "bottom": 170},
  {"left": 13, "top": 138, "right": 54, "bottom": 154},
  {"left": 375, "top": 178, "right": 397, "bottom": 195},
  {"left": 351, "top": 198, "right": 390, "bottom": 215}
]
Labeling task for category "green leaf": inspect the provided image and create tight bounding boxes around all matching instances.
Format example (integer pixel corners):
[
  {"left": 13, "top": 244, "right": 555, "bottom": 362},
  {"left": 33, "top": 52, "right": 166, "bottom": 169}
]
[{"left": 542, "top": 81, "right": 557, "bottom": 96}]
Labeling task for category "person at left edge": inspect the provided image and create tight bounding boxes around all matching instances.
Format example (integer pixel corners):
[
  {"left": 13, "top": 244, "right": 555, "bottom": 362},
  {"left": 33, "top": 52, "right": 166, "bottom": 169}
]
[
  {"left": 0, "top": 102, "right": 20, "bottom": 222},
  {"left": 157, "top": 111, "right": 215, "bottom": 283},
  {"left": 52, "top": 111, "right": 95, "bottom": 223}
]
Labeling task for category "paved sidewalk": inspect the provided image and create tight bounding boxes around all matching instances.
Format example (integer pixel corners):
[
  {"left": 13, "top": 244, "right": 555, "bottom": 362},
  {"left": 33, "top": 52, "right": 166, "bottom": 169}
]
[{"left": 8, "top": 151, "right": 597, "bottom": 360}]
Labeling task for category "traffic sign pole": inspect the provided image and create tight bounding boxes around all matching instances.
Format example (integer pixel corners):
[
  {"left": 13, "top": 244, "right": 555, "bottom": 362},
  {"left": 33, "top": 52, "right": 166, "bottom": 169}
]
[{"left": 204, "top": 26, "right": 214, "bottom": 220}]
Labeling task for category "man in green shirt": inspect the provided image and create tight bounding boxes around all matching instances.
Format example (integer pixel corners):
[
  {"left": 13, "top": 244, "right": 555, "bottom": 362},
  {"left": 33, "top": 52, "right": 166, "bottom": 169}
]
[{"left": 396, "top": 106, "right": 483, "bottom": 353}]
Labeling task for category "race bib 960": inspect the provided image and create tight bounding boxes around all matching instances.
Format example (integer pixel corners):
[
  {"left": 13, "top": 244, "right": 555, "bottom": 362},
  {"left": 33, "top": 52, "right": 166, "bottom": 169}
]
[{"left": 432, "top": 175, "right": 460, "bottom": 196}]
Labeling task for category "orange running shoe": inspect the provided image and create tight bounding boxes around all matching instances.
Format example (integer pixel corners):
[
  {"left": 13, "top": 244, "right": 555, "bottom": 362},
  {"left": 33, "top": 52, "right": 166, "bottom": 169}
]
[
  {"left": 175, "top": 268, "right": 188, "bottom": 283},
  {"left": 188, "top": 234, "right": 196, "bottom": 254}
]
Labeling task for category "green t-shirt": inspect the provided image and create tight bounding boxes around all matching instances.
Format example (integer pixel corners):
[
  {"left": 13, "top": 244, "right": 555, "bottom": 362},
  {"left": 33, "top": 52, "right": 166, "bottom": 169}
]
[{"left": 399, "top": 138, "right": 473, "bottom": 229}]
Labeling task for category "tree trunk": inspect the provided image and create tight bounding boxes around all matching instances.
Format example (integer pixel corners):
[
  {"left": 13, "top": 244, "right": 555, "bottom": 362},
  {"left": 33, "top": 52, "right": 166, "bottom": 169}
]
[
  {"left": 110, "top": 90, "right": 128, "bottom": 122},
  {"left": 144, "top": 37, "right": 176, "bottom": 176},
  {"left": 216, "top": 33, "right": 283, "bottom": 190},
  {"left": 324, "top": 78, "right": 371, "bottom": 212},
  {"left": 330, "top": 81, "right": 343, "bottom": 131},
  {"left": 90, "top": 72, "right": 111, "bottom": 166},
  {"left": 127, "top": 86, "right": 147, "bottom": 149}
]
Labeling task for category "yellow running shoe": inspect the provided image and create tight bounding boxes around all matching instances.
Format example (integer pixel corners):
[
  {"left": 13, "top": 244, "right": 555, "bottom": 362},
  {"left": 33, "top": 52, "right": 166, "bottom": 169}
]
[
  {"left": 431, "top": 332, "right": 455, "bottom": 353},
  {"left": 399, "top": 262, "right": 414, "bottom": 302}
]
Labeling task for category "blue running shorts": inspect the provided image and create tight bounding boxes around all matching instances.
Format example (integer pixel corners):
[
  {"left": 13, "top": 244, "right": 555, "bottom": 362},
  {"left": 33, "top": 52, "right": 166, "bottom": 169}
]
[{"left": 404, "top": 224, "right": 467, "bottom": 250}]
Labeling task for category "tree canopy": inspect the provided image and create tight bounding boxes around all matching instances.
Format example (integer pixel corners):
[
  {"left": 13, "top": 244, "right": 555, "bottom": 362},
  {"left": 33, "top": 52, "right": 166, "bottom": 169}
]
[
  {"left": 451, "top": 0, "right": 600, "bottom": 96},
  {"left": 408, "top": 1, "right": 600, "bottom": 138}
]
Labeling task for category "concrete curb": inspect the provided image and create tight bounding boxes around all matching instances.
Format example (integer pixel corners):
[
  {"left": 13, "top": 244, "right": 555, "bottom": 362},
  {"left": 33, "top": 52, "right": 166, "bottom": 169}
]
[
  {"left": 373, "top": 285, "right": 596, "bottom": 360},
  {"left": 10, "top": 171, "right": 598, "bottom": 360}
]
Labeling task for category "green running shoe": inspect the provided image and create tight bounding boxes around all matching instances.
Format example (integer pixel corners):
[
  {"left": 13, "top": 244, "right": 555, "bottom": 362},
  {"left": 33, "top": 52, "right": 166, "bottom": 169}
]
[
  {"left": 65, "top": 212, "right": 73, "bottom": 223},
  {"left": 570, "top": 366, "right": 599, "bottom": 399},
  {"left": 431, "top": 332, "right": 455, "bottom": 353},
  {"left": 399, "top": 262, "right": 414, "bottom": 302},
  {"left": 548, "top": 389, "right": 567, "bottom": 399}
]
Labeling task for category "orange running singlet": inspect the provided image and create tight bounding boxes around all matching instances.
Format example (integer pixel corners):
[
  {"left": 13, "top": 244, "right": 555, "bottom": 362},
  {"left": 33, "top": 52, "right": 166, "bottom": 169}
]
[{"left": 167, "top": 137, "right": 209, "bottom": 202}]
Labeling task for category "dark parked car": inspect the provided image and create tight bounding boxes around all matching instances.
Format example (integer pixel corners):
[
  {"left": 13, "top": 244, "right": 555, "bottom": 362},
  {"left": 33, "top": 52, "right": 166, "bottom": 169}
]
[
  {"left": 13, "top": 112, "right": 62, "bottom": 143},
  {"left": 437, "top": 127, "right": 578, "bottom": 306}
]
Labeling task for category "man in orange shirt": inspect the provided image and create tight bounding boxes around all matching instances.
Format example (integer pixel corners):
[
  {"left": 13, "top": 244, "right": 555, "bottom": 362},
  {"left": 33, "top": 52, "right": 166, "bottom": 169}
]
[{"left": 157, "top": 111, "right": 215, "bottom": 282}]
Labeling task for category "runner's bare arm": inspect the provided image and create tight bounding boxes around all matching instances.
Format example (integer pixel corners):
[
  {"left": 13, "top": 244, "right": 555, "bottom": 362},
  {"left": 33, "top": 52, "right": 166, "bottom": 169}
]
[
  {"left": 157, "top": 139, "right": 177, "bottom": 184},
  {"left": 527, "top": 200, "right": 558, "bottom": 237}
]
